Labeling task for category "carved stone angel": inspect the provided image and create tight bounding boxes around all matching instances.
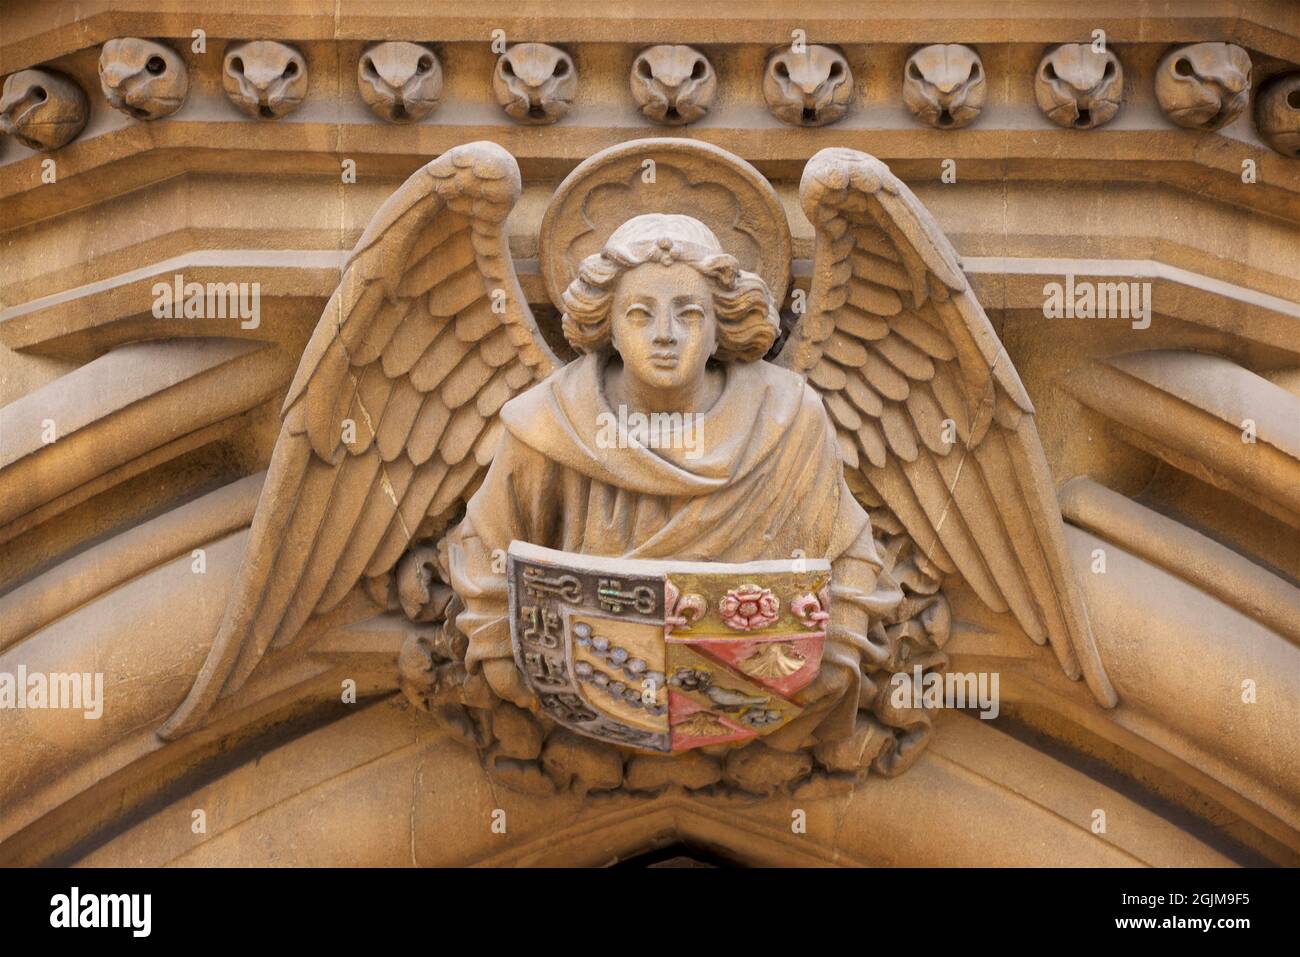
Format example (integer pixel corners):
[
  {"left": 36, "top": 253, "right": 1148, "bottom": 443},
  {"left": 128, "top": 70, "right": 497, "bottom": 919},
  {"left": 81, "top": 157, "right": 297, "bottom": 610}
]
[{"left": 159, "top": 139, "right": 1113, "bottom": 795}]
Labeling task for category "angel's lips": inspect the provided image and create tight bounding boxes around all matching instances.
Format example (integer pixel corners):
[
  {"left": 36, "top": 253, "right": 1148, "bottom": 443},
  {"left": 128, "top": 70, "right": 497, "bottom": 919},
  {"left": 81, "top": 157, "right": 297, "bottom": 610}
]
[{"left": 649, "top": 352, "right": 679, "bottom": 368}]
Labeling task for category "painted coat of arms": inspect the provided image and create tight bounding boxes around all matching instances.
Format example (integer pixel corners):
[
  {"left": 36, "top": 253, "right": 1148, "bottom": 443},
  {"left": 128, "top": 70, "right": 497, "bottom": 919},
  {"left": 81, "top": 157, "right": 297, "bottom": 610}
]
[{"left": 508, "top": 542, "right": 831, "bottom": 753}]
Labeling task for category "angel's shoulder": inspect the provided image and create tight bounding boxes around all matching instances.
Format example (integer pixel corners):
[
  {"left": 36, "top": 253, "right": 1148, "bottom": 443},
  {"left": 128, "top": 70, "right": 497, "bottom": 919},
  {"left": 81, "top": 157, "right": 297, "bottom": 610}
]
[{"left": 751, "top": 359, "right": 826, "bottom": 417}]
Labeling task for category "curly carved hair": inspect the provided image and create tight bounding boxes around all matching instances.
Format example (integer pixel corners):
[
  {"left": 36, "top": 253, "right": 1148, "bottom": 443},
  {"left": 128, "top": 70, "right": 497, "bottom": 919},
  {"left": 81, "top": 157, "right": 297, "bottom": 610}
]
[{"left": 559, "top": 214, "right": 779, "bottom": 363}]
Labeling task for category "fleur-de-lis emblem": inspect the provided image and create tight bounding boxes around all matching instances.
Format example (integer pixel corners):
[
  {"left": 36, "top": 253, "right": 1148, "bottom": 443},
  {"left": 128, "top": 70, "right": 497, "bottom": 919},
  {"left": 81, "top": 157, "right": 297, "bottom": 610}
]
[
  {"left": 664, "top": 579, "right": 707, "bottom": 633},
  {"left": 790, "top": 586, "right": 830, "bottom": 631}
]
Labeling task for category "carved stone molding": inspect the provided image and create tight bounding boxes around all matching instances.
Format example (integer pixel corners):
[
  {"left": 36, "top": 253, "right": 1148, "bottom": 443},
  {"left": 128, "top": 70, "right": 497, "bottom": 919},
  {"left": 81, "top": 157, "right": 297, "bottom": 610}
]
[
  {"left": 903, "top": 43, "right": 985, "bottom": 129},
  {"left": 493, "top": 42, "right": 575, "bottom": 124},
  {"left": 0, "top": 67, "right": 87, "bottom": 151},
  {"left": 222, "top": 39, "right": 308, "bottom": 119},
  {"left": 629, "top": 45, "right": 715, "bottom": 126},
  {"left": 357, "top": 41, "right": 442, "bottom": 124},
  {"left": 1035, "top": 43, "right": 1124, "bottom": 129},
  {"left": 762, "top": 45, "right": 852, "bottom": 126},
  {"left": 98, "top": 37, "right": 188, "bottom": 121}
]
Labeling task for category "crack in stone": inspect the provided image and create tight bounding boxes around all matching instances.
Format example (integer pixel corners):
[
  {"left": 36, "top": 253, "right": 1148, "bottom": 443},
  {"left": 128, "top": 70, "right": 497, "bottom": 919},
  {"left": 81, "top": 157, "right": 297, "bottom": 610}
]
[
  {"left": 918, "top": 344, "right": 1003, "bottom": 565},
  {"left": 410, "top": 747, "right": 426, "bottom": 866},
  {"left": 345, "top": 365, "right": 412, "bottom": 546}
]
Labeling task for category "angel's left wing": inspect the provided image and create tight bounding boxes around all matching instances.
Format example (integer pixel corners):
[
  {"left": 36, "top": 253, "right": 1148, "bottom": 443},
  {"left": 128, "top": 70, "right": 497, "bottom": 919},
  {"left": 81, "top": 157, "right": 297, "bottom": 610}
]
[
  {"left": 160, "top": 142, "right": 559, "bottom": 739},
  {"left": 780, "top": 147, "right": 1115, "bottom": 707}
]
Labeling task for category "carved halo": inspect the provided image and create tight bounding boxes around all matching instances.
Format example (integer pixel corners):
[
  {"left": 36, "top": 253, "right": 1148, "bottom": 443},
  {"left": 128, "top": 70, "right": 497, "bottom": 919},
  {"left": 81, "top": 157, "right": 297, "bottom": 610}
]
[{"left": 538, "top": 138, "right": 793, "bottom": 311}]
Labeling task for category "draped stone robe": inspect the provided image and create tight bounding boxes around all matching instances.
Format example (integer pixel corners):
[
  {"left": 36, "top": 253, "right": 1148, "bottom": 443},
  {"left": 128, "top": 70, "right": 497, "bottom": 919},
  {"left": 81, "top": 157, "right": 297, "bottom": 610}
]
[{"left": 443, "top": 351, "right": 903, "bottom": 748}]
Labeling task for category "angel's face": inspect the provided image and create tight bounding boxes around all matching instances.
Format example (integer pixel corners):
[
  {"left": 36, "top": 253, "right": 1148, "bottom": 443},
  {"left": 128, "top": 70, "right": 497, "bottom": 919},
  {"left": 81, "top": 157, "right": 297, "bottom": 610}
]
[{"left": 610, "top": 262, "right": 717, "bottom": 397}]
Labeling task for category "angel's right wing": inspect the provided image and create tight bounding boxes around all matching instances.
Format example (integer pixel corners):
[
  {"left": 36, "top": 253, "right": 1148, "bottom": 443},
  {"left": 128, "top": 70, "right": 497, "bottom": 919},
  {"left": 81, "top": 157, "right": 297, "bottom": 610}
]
[{"left": 159, "top": 142, "right": 559, "bottom": 740}]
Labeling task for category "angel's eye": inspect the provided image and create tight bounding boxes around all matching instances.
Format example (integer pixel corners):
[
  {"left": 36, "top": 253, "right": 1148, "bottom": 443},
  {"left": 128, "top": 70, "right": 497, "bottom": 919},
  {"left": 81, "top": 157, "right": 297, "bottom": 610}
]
[
  {"left": 677, "top": 305, "right": 706, "bottom": 321},
  {"left": 625, "top": 304, "right": 653, "bottom": 323}
]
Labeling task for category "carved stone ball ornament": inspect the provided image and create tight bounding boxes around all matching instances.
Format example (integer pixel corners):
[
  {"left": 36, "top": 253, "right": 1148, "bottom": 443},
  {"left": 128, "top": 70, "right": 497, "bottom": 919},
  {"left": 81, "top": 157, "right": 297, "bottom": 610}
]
[
  {"left": 763, "top": 45, "right": 853, "bottom": 126},
  {"left": 1255, "top": 72, "right": 1300, "bottom": 158},
  {"left": 0, "top": 67, "right": 88, "bottom": 151},
  {"left": 630, "top": 45, "right": 716, "bottom": 125},
  {"left": 222, "top": 40, "right": 309, "bottom": 119},
  {"left": 903, "top": 43, "right": 986, "bottom": 129},
  {"left": 1155, "top": 42, "right": 1251, "bottom": 131},
  {"left": 357, "top": 41, "right": 442, "bottom": 124},
  {"left": 493, "top": 42, "right": 575, "bottom": 124},
  {"left": 1035, "top": 43, "right": 1124, "bottom": 129},
  {"left": 98, "top": 37, "right": 189, "bottom": 120}
]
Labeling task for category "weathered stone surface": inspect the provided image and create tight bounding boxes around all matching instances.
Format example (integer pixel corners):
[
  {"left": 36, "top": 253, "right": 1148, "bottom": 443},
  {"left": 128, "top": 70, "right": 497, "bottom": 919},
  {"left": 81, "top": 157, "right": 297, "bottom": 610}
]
[
  {"left": 222, "top": 40, "right": 308, "bottom": 119},
  {"left": 357, "top": 41, "right": 441, "bottom": 124},
  {"left": 490, "top": 702, "right": 544, "bottom": 761},
  {"left": 1035, "top": 43, "right": 1123, "bottom": 128},
  {"left": 1256, "top": 72, "right": 1300, "bottom": 158},
  {"left": 493, "top": 42, "right": 574, "bottom": 125},
  {"left": 1154, "top": 42, "right": 1250, "bottom": 131},
  {"left": 0, "top": 67, "right": 86, "bottom": 150},
  {"left": 541, "top": 728, "right": 624, "bottom": 794},
  {"left": 98, "top": 37, "right": 188, "bottom": 121},
  {"left": 763, "top": 45, "right": 852, "bottom": 126},
  {"left": 630, "top": 45, "right": 715, "bottom": 125},
  {"left": 487, "top": 755, "right": 555, "bottom": 796},
  {"left": 723, "top": 742, "right": 813, "bottom": 795},
  {"left": 903, "top": 44, "right": 985, "bottom": 129},
  {"left": 625, "top": 751, "right": 722, "bottom": 793},
  {"left": 813, "top": 714, "right": 893, "bottom": 773}
]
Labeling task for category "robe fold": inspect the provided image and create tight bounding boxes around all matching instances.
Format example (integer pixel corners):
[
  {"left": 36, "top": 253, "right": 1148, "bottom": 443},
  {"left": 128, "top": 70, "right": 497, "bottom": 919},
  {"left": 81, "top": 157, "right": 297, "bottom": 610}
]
[{"left": 444, "top": 352, "right": 903, "bottom": 749}]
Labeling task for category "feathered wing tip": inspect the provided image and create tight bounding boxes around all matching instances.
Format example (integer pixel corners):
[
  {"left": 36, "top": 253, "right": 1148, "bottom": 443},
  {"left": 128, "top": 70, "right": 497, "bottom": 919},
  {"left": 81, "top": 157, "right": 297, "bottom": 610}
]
[
  {"left": 781, "top": 146, "right": 1116, "bottom": 709},
  {"left": 159, "top": 143, "right": 560, "bottom": 741}
]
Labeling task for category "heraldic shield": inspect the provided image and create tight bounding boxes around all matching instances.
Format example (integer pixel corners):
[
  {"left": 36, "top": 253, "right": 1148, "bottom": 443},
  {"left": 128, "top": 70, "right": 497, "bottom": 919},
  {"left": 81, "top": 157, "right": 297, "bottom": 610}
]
[{"left": 507, "top": 542, "right": 832, "bottom": 753}]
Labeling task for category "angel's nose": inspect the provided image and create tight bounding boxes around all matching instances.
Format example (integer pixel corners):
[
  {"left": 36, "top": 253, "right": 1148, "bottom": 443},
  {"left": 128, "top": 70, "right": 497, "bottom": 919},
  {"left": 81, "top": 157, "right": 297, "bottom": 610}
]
[{"left": 652, "top": 310, "right": 678, "bottom": 344}]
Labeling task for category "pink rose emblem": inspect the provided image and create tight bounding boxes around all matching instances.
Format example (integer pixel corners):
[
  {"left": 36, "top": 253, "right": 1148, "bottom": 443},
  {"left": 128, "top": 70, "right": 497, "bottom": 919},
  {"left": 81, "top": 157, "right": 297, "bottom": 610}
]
[{"left": 719, "top": 584, "right": 780, "bottom": 631}]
